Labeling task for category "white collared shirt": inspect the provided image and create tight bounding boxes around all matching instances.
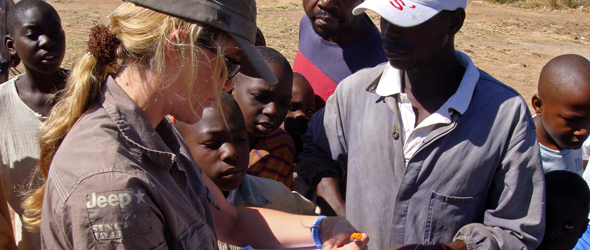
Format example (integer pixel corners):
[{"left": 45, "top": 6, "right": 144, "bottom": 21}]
[{"left": 374, "top": 51, "right": 481, "bottom": 166}]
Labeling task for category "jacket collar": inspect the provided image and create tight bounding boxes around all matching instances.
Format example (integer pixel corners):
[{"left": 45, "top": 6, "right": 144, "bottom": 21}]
[
  {"left": 369, "top": 50, "right": 480, "bottom": 116},
  {"left": 100, "top": 75, "right": 179, "bottom": 171}
]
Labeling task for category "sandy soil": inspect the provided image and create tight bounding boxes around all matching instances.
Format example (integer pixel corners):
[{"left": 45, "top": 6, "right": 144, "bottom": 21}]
[{"left": 19, "top": 0, "right": 590, "bottom": 110}]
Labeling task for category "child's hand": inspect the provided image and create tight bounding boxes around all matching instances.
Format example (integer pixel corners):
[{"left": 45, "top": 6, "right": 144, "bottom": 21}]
[{"left": 320, "top": 217, "right": 369, "bottom": 250}]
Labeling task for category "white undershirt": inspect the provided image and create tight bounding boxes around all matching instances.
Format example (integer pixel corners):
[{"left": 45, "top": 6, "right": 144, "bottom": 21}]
[{"left": 374, "top": 51, "right": 480, "bottom": 166}]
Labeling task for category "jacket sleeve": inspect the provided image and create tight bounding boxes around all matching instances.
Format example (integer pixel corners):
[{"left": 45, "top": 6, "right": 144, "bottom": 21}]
[
  {"left": 42, "top": 170, "right": 170, "bottom": 249},
  {"left": 454, "top": 104, "right": 545, "bottom": 250},
  {"left": 296, "top": 84, "right": 350, "bottom": 186}
]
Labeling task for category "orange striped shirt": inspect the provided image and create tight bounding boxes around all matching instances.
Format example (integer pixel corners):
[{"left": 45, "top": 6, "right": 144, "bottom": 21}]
[{"left": 247, "top": 128, "right": 295, "bottom": 190}]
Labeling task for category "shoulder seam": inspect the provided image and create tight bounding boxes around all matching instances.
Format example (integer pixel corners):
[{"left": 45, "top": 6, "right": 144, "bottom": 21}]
[{"left": 55, "top": 168, "right": 153, "bottom": 206}]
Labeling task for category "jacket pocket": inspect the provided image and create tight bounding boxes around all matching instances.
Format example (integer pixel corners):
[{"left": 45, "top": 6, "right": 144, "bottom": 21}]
[
  {"left": 178, "top": 216, "right": 217, "bottom": 250},
  {"left": 424, "top": 191, "right": 486, "bottom": 244}
]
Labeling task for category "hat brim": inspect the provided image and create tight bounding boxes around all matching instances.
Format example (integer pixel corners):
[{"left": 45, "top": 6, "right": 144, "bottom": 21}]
[
  {"left": 231, "top": 34, "right": 278, "bottom": 84},
  {"left": 353, "top": 0, "right": 441, "bottom": 28}
]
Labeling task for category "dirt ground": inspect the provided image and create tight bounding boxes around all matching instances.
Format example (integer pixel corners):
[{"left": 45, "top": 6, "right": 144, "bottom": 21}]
[{"left": 20, "top": 0, "right": 590, "bottom": 111}]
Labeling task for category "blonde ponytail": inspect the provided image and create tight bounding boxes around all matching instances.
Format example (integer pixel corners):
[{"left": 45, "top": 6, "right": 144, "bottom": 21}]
[{"left": 22, "top": 2, "right": 230, "bottom": 231}]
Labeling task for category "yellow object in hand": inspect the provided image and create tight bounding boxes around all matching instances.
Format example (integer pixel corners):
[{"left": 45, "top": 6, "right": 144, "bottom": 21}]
[{"left": 350, "top": 232, "right": 362, "bottom": 241}]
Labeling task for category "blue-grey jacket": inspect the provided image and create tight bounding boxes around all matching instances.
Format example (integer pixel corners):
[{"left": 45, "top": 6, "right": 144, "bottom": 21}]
[{"left": 298, "top": 56, "right": 545, "bottom": 250}]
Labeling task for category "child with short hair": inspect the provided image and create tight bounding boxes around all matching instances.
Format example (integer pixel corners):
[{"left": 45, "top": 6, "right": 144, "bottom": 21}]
[
  {"left": 178, "top": 93, "right": 318, "bottom": 250},
  {"left": 232, "top": 46, "right": 296, "bottom": 189},
  {"left": 281, "top": 72, "right": 316, "bottom": 155},
  {"left": 537, "top": 170, "right": 590, "bottom": 250},
  {"left": 532, "top": 54, "right": 590, "bottom": 175},
  {"left": 177, "top": 92, "right": 317, "bottom": 214},
  {"left": 0, "top": 0, "right": 66, "bottom": 248},
  {"left": 280, "top": 73, "right": 318, "bottom": 199}
]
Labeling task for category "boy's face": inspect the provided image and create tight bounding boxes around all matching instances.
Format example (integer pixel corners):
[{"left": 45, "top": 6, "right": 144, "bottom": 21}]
[
  {"left": 232, "top": 63, "right": 293, "bottom": 138},
  {"left": 537, "top": 197, "right": 588, "bottom": 250},
  {"left": 6, "top": 6, "right": 66, "bottom": 74},
  {"left": 533, "top": 87, "right": 590, "bottom": 150},
  {"left": 182, "top": 104, "right": 250, "bottom": 191},
  {"left": 281, "top": 77, "right": 316, "bottom": 138}
]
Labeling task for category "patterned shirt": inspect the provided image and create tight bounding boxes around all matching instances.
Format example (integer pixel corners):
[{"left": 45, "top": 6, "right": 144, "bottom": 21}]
[{"left": 247, "top": 128, "right": 295, "bottom": 189}]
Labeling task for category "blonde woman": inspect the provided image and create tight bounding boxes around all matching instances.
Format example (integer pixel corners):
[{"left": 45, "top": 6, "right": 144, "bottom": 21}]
[{"left": 21, "top": 0, "right": 369, "bottom": 249}]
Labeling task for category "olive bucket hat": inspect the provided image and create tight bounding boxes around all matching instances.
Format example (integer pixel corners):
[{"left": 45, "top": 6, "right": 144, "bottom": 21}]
[{"left": 123, "top": 0, "right": 278, "bottom": 84}]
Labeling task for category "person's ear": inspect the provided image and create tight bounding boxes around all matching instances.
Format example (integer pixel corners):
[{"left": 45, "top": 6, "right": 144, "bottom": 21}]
[
  {"left": 532, "top": 94, "right": 543, "bottom": 116},
  {"left": 5, "top": 34, "right": 16, "bottom": 56},
  {"left": 166, "top": 29, "right": 189, "bottom": 66},
  {"left": 230, "top": 86, "right": 237, "bottom": 98},
  {"left": 448, "top": 8, "right": 466, "bottom": 36}
]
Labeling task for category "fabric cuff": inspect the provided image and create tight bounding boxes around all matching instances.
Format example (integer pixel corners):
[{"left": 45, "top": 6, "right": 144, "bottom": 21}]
[{"left": 296, "top": 158, "right": 344, "bottom": 187}]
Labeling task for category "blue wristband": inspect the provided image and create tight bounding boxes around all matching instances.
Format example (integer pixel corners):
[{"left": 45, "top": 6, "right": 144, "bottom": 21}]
[{"left": 311, "top": 215, "right": 326, "bottom": 249}]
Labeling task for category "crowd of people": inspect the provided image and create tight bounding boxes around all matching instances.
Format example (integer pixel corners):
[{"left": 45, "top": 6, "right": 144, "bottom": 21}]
[{"left": 0, "top": 0, "right": 589, "bottom": 249}]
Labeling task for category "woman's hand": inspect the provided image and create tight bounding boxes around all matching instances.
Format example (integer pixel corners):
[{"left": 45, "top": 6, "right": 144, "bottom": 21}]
[{"left": 320, "top": 217, "right": 369, "bottom": 250}]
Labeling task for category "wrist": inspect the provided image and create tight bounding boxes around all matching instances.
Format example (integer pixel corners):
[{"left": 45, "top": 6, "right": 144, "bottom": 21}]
[
  {"left": 313, "top": 173, "right": 337, "bottom": 188},
  {"left": 311, "top": 215, "right": 327, "bottom": 249}
]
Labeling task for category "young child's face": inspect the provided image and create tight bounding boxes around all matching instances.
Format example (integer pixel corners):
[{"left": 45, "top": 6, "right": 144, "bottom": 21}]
[
  {"left": 181, "top": 103, "right": 250, "bottom": 191},
  {"left": 232, "top": 63, "right": 293, "bottom": 138},
  {"left": 537, "top": 197, "right": 588, "bottom": 250},
  {"left": 534, "top": 88, "right": 590, "bottom": 150},
  {"left": 281, "top": 76, "right": 316, "bottom": 138},
  {"left": 7, "top": 5, "right": 66, "bottom": 74}
]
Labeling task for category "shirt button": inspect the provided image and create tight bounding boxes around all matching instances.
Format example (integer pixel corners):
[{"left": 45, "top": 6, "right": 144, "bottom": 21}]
[{"left": 392, "top": 130, "right": 400, "bottom": 140}]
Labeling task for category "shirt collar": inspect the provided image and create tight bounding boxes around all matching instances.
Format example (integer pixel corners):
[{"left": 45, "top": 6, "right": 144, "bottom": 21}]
[
  {"left": 101, "top": 75, "right": 178, "bottom": 170},
  {"left": 373, "top": 50, "right": 480, "bottom": 116}
]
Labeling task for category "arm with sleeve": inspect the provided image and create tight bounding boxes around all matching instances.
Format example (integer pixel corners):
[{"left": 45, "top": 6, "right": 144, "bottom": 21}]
[
  {"left": 297, "top": 106, "right": 347, "bottom": 187},
  {"left": 41, "top": 170, "right": 169, "bottom": 249},
  {"left": 453, "top": 99, "right": 545, "bottom": 250},
  {"left": 296, "top": 95, "right": 348, "bottom": 217}
]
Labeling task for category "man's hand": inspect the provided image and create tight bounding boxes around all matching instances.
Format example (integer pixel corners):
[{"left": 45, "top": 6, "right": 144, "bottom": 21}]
[{"left": 320, "top": 217, "right": 369, "bottom": 250}]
